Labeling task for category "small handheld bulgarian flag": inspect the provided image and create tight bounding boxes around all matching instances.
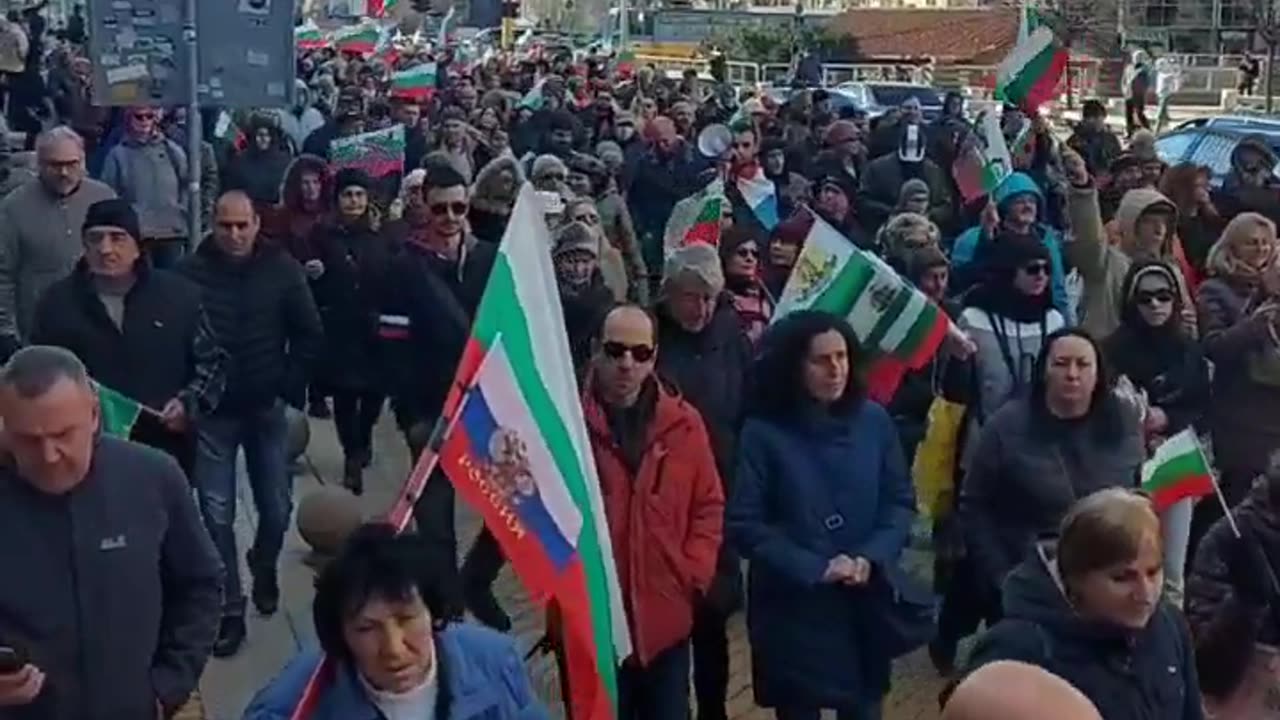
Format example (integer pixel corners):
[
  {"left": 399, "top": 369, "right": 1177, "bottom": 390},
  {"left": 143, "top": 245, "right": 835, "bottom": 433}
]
[
  {"left": 1141, "top": 429, "right": 1216, "bottom": 512},
  {"left": 663, "top": 179, "right": 725, "bottom": 253},
  {"left": 334, "top": 23, "right": 380, "bottom": 54},
  {"left": 96, "top": 383, "right": 143, "bottom": 438},
  {"left": 295, "top": 20, "right": 327, "bottom": 50},
  {"left": 995, "top": 23, "right": 1068, "bottom": 110}
]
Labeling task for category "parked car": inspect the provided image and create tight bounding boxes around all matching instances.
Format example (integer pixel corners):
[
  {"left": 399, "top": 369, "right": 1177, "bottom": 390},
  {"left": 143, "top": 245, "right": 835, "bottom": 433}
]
[
  {"left": 1155, "top": 120, "right": 1280, "bottom": 187},
  {"left": 834, "top": 82, "right": 945, "bottom": 121}
]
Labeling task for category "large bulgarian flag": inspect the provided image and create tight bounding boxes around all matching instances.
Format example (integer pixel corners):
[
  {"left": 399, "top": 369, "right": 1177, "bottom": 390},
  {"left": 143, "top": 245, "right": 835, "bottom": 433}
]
[
  {"left": 1142, "top": 429, "right": 1216, "bottom": 512},
  {"left": 390, "top": 63, "right": 437, "bottom": 100},
  {"left": 774, "top": 213, "right": 950, "bottom": 403},
  {"left": 438, "top": 184, "right": 631, "bottom": 719},
  {"left": 334, "top": 22, "right": 380, "bottom": 54},
  {"left": 995, "top": 23, "right": 1067, "bottom": 110}
]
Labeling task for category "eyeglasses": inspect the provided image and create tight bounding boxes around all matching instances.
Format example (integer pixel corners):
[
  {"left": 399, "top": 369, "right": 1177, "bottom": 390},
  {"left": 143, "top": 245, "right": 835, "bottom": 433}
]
[
  {"left": 429, "top": 202, "right": 468, "bottom": 217},
  {"left": 602, "top": 341, "right": 655, "bottom": 363},
  {"left": 1021, "top": 262, "right": 1050, "bottom": 276},
  {"left": 572, "top": 213, "right": 599, "bottom": 225},
  {"left": 1136, "top": 289, "right": 1175, "bottom": 305},
  {"left": 132, "top": 112, "right": 157, "bottom": 121},
  {"left": 735, "top": 246, "right": 759, "bottom": 259}
]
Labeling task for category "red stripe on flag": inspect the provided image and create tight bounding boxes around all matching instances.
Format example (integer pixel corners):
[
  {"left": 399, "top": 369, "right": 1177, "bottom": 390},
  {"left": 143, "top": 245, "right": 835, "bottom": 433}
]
[
  {"left": 903, "top": 313, "right": 949, "bottom": 370},
  {"left": 864, "top": 356, "right": 908, "bottom": 405},
  {"left": 1150, "top": 473, "right": 1215, "bottom": 513},
  {"left": 553, "top": 562, "right": 616, "bottom": 720},
  {"left": 1021, "top": 51, "right": 1068, "bottom": 111}
]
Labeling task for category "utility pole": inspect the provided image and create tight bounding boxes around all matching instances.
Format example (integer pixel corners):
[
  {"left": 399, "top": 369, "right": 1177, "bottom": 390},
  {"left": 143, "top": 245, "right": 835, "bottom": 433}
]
[
  {"left": 619, "top": 0, "right": 629, "bottom": 55},
  {"left": 183, "top": 0, "right": 201, "bottom": 248}
]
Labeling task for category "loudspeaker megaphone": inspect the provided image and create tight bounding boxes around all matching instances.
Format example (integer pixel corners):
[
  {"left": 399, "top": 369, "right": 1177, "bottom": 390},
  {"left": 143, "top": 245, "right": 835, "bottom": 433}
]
[{"left": 697, "top": 124, "right": 732, "bottom": 159}]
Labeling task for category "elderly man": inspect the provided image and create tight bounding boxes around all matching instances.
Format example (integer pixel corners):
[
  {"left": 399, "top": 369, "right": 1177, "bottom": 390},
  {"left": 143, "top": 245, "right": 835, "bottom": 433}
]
[
  {"left": 100, "top": 106, "right": 190, "bottom": 268},
  {"left": 31, "top": 199, "right": 227, "bottom": 475},
  {"left": 0, "top": 345, "right": 223, "bottom": 719},
  {"left": 178, "top": 190, "right": 321, "bottom": 657},
  {"left": 0, "top": 126, "right": 114, "bottom": 348},
  {"left": 943, "top": 661, "right": 1102, "bottom": 720}
]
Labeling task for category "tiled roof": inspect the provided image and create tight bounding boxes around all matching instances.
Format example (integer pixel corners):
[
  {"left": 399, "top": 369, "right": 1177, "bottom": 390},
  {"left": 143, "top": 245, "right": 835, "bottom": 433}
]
[{"left": 826, "top": 8, "right": 1019, "bottom": 64}]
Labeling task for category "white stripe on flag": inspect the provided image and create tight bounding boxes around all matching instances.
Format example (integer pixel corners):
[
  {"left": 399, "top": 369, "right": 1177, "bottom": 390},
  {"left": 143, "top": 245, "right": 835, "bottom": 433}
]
[
  {"left": 998, "top": 26, "right": 1055, "bottom": 83},
  {"left": 845, "top": 255, "right": 899, "bottom": 339},
  {"left": 475, "top": 340, "right": 584, "bottom": 543},
  {"left": 878, "top": 289, "right": 927, "bottom": 353}
]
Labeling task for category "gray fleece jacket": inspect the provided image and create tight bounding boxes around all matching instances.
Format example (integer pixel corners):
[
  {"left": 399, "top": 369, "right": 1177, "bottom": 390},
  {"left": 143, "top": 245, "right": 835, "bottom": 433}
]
[{"left": 100, "top": 134, "right": 189, "bottom": 239}]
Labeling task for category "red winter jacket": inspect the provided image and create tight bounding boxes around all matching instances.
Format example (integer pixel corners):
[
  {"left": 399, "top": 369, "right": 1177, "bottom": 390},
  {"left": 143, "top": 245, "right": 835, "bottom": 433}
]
[{"left": 583, "top": 381, "right": 725, "bottom": 666}]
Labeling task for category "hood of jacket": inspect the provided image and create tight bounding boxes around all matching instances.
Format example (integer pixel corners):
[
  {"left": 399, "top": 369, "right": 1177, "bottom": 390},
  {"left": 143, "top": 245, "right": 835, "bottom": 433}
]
[
  {"left": 993, "top": 171, "right": 1045, "bottom": 214},
  {"left": 471, "top": 155, "right": 525, "bottom": 214},
  {"left": 1231, "top": 134, "right": 1279, "bottom": 174},
  {"left": 1115, "top": 187, "right": 1177, "bottom": 258},
  {"left": 1003, "top": 540, "right": 1146, "bottom": 649},
  {"left": 281, "top": 154, "right": 332, "bottom": 214}
]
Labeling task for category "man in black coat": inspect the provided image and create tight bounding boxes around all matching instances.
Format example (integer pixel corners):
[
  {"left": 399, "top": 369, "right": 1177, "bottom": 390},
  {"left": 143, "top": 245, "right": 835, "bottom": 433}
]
[
  {"left": 31, "top": 199, "right": 227, "bottom": 475},
  {"left": 0, "top": 345, "right": 222, "bottom": 720},
  {"left": 177, "top": 190, "right": 321, "bottom": 657},
  {"left": 655, "top": 243, "right": 752, "bottom": 720},
  {"left": 378, "top": 164, "right": 502, "bottom": 627}
]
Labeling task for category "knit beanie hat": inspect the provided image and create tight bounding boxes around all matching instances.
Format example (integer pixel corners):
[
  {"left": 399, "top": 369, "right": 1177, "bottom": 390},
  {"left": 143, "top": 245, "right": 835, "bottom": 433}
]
[
  {"left": 663, "top": 243, "right": 725, "bottom": 296},
  {"left": 989, "top": 229, "right": 1050, "bottom": 276},
  {"left": 898, "top": 179, "right": 930, "bottom": 206},
  {"left": 532, "top": 154, "right": 569, "bottom": 180},
  {"left": 552, "top": 221, "right": 600, "bottom": 259},
  {"left": 83, "top": 198, "right": 141, "bottom": 243},
  {"left": 333, "top": 168, "right": 371, "bottom": 201}
]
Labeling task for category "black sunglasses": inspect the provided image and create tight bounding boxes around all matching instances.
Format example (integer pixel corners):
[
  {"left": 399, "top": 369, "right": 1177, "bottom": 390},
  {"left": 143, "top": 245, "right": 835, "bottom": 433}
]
[
  {"left": 429, "top": 202, "right": 467, "bottom": 217},
  {"left": 1021, "top": 262, "right": 1050, "bottom": 276},
  {"left": 735, "top": 246, "right": 759, "bottom": 259},
  {"left": 1136, "top": 289, "right": 1175, "bottom": 305},
  {"left": 602, "top": 341, "right": 655, "bottom": 363}
]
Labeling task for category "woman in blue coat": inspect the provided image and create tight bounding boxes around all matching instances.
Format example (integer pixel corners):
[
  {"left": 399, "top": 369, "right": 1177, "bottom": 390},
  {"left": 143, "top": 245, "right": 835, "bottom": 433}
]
[
  {"left": 243, "top": 524, "right": 549, "bottom": 720},
  {"left": 728, "top": 311, "right": 916, "bottom": 720}
]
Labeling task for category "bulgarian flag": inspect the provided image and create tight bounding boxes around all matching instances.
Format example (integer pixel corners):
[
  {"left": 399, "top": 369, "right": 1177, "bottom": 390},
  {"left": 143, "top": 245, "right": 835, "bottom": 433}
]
[
  {"left": 663, "top": 179, "right": 724, "bottom": 251},
  {"left": 334, "top": 23, "right": 379, "bottom": 54},
  {"left": 295, "top": 20, "right": 327, "bottom": 50},
  {"left": 390, "top": 63, "right": 437, "bottom": 100},
  {"left": 96, "top": 383, "right": 143, "bottom": 438},
  {"left": 519, "top": 78, "right": 547, "bottom": 110},
  {"left": 995, "top": 24, "right": 1067, "bottom": 110},
  {"left": 1142, "top": 429, "right": 1215, "bottom": 512},
  {"left": 611, "top": 49, "right": 635, "bottom": 77},
  {"left": 438, "top": 185, "right": 631, "bottom": 719},
  {"left": 774, "top": 213, "right": 951, "bottom": 403}
]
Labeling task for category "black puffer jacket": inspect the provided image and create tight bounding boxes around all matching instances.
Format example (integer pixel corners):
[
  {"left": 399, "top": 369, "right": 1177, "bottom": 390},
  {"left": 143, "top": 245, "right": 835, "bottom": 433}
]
[
  {"left": 31, "top": 260, "right": 226, "bottom": 417},
  {"left": 656, "top": 297, "right": 752, "bottom": 610},
  {"left": 308, "top": 215, "right": 395, "bottom": 391},
  {"left": 967, "top": 542, "right": 1205, "bottom": 720},
  {"left": 177, "top": 239, "right": 321, "bottom": 412},
  {"left": 379, "top": 236, "right": 496, "bottom": 429}
]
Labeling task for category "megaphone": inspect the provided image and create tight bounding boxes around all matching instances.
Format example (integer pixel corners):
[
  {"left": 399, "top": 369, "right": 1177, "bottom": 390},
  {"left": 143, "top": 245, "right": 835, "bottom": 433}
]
[{"left": 697, "top": 124, "right": 732, "bottom": 159}]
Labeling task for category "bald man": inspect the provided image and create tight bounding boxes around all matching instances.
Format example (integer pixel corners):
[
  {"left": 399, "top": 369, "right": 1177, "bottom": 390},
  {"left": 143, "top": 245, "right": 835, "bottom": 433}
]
[
  {"left": 177, "top": 190, "right": 321, "bottom": 657},
  {"left": 943, "top": 661, "right": 1102, "bottom": 720}
]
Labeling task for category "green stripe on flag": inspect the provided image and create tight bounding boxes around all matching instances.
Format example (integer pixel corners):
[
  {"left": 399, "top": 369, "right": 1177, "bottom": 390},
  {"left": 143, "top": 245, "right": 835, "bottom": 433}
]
[
  {"left": 472, "top": 255, "right": 622, "bottom": 705},
  {"left": 97, "top": 384, "right": 141, "bottom": 438},
  {"left": 812, "top": 257, "right": 874, "bottom": 316},
  {"left": 1144, "top": 449, "right": 1210, "bottom": 494},
  {"left": 893, "top": 302, "right": 943, "bottom": 362}
]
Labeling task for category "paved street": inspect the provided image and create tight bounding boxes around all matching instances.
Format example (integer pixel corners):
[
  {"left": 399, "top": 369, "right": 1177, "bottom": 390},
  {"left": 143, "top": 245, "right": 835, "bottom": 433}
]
[{"left": 198, "top": 413, "right": 952, "bottom": 720}]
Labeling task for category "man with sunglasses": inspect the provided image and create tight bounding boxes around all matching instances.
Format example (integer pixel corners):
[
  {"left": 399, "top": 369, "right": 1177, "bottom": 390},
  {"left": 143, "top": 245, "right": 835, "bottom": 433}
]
[
  {"left": 582, "top": 303, "right": 724, "bottom": 720},
  {"left": 0, "top": 125, "right": 113, "bottom": 351},
  {"left": 378, "top": 164, "right": 507, "bottom": 628},
  {"left": 100, "top": 106, "right": 190, "bottom": 269}
]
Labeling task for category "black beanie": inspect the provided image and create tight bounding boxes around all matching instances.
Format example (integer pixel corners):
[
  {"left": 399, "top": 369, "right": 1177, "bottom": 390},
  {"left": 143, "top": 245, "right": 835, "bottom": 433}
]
[
  {"left": 332, "top": 168, "right": 371, "bottom": 201},
  {"left": 989, "top": 229, "right": 1050, "bottom": 276},
  {"left": 83, "top": 198, "right": 141, "bottom": 243}
]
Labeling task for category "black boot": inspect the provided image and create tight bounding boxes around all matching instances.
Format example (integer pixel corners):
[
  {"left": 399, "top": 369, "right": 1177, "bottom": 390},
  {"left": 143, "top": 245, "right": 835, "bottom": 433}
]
[
  {"left": 343, "top": 456, "right": 364, "bottom": 496},
  {"left": 212, "top": 615, "right": 246, "bottom": 658},
  {"left": 248, "top": 551, "right": 280, "bottom": 616}
]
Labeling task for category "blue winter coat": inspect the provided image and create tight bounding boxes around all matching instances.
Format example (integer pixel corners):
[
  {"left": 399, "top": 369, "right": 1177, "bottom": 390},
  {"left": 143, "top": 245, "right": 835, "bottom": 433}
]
[
  {"left": 727, "top": 401, "right": 916, "bottom": 709},
  {"left": 242, "top": 624, "right": 551, "bottom": 720},
  {"left": 951, "top": 172, "right": 1072, "bottom": 322}
]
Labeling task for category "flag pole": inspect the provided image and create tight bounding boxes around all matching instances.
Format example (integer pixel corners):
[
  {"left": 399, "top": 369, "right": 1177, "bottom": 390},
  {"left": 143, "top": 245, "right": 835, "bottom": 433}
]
[{"left": 288, "top": 339, "right": 493, "bottom": 720}]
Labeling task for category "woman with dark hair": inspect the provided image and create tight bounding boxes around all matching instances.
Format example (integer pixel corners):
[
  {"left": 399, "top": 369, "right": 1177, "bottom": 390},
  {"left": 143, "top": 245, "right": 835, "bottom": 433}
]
[
  {"left": 719, "top": 224, "right": 773, "bottom": 345},
  {"left": 728, "top": 311, "right": 915, "bottom": 720},
  {"left": 244, "top": 524, "right": 549, "bottom": 720},
  {"left": 963, "top": 489, "right": 1204, "bottom": 720},
  {"left": 1159, "top": 163, "right": 1222, "bottom": 282},
  {"left": 306, "top": 169, "right": 394, "bottom": 495},
  {"left": 960, "top": 328, "right": 1145, "bottom": 604},
  {"left": 1104, "top": 260, "right": 1211, "bottom": 602}
]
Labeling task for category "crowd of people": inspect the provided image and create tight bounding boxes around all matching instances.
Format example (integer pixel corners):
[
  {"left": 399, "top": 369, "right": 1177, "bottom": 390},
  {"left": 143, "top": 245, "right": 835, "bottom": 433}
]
[{"left": 3, "top": 6, "right": 1280, "bottom": 719}]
